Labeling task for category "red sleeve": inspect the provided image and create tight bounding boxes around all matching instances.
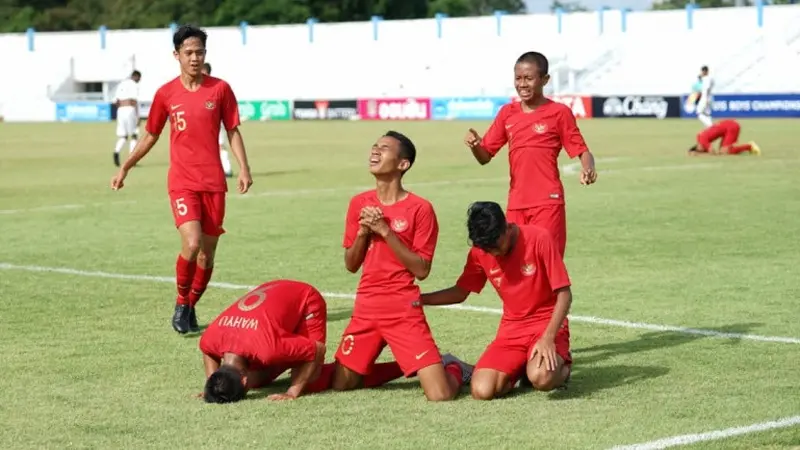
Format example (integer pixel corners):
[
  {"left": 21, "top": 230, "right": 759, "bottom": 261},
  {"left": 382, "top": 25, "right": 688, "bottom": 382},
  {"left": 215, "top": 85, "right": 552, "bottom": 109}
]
[
  {"left": 342, "top": 196, "right": 361, "bottom": 248},
  {"left": 481, "top": 105, "right": 509, "bottom": 157},
  {"left": 537, "top": 232, "right": 571, "bottom": 291},
  {"left": 412, "top": 202, "right": 438, "bottom": 261},
  {"left": 557, "top": 106, "right": 589, "bottom": 159},
  {"left": 302, "top": 288, "right": 327, "bottom": 344},
  {"left": 145, "top": 88, "right": 169, "bottom": 135},
  {"left": 198, "top": 330, "right": 221, "bottom": 359},
  {"left": 220, "top": 82, "right": 241, "bottom": 131},
  {"left": 256, "top": 334, "right": 317, "bottom": 366},
  {"left": 455, "top": 249, "right": 488, "bottom": 294}
]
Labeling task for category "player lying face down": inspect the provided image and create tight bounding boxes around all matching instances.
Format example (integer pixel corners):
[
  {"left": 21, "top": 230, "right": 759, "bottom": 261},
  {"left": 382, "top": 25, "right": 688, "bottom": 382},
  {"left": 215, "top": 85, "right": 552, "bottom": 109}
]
[
  {"left": 688, "top": 120, "right": 761, "bottom": 156},
  {"left": 421, "top": 202, "right": 573, "bottom": 400}
]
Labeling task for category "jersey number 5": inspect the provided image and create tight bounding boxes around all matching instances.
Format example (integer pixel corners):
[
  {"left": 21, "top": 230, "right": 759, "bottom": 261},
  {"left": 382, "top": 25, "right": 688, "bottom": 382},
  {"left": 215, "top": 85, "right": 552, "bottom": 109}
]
[
  {"left": 174, "top": 198, "right": 188, "bottom": 216},
  {"left": 171, "top": 111, "right": 186, "bottom": 131},
  {"left": 237, "top": 284, "right": 273, "bottom": 312}
]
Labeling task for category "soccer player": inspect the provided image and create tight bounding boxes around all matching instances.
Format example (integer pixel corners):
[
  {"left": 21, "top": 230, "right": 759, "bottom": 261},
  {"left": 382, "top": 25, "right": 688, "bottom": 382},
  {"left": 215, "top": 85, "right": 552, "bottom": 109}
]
[
  {"left": 464, "top": 51, "right": 596, "bottom": 257},
  {"left": 199, "top": 280, "right": 329, "bottom": 403},
  {"left": 688, "top": 119, "right": 761, "bottom": 156},
  {"left": 110, "top": 25, "right": 253, "bottom": 334},
  {"left": 112, "top": 70, "right": 141, "bottom": 167},
  {"left": 201, "top": 62, "right": 234, "bottom": 178},
  {"left": 421, "top": 202, "right": 573, "bottom": 401},
  {"left": 334, "top": 131, "right": 473, "bottom": 401},
  {"left": 696, "top": 65, "right": 714, "bottom": 128}
]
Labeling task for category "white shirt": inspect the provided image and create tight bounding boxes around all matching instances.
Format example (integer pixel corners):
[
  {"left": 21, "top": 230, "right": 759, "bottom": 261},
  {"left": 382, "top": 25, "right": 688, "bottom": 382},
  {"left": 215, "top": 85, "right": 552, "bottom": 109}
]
[
  {"left": 700, "top": 75, "right": 714, "bottom": 99},
  {"left": 114, "top": 79, "right": 139, "bottom": 103}
]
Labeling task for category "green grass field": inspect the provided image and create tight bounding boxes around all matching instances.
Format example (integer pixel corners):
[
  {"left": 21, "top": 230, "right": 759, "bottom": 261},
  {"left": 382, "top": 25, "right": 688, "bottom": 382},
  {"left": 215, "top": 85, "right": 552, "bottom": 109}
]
[{"left": 1, "top": 119, "right": 798, "bottom": 449}]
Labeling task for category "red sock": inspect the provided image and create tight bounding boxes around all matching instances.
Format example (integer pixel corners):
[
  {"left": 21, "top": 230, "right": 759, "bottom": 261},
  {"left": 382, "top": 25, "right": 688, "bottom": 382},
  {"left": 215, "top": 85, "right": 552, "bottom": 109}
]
[
  {"left": 305, "top": 363, "right": 336, "bottom": 394},
  {"left": 729, "top": 144, "right": 752, "bottom": 155},
  {"left": 363, "top": 362, "right": 404, "bottom": 388},
  {"left": 175, "top": 255, "right": 196, "bottom": 305},
  {"left": 445, "top": 363, "right": 464, "bottom": 389},
  {"left": 188, "top": 266, "right": 214, "bottom": 307}
]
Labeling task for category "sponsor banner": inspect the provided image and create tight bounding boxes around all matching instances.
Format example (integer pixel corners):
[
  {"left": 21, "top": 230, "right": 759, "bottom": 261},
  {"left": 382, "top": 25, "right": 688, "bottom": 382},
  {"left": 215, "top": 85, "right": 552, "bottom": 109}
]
[
  {"left": 680, "top": 93, "right": 800, "bottom": 118},
  {"left": 55, "top": 102, "right": 111, "bottom": 122},
  {"left": 591, "top": 95, "right": 681, "bottom": 119},
  {"left": 238, "top": 100, "right": 292, "bottom": 121},
  {"left": 549, "top": 95, "right": 593, "bottom": 118},
  {"left": 358, "top": 98, "right": 431, "bottom": 120},
  {"left": 431, "top": 97, "right": 509, "bottom": 120},
  {"left": 293, "top": 100, "right": 358, "bottom": 120}
]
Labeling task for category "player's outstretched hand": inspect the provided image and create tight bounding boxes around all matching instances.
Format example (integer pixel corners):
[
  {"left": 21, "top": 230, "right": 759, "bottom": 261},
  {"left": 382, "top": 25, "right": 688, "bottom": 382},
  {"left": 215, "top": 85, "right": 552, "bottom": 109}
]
[
  {"left": 110, "top": 169, "right": 128, "bottom": 191},
  {"left": 237, "top": 169, "right": 253, "bottom": 194},
  {"left": 193, "top": 392, "right": 204, "bottom": 399},
  {"left": 580, "top": 166, "right": 597, "bottom": 186},
  {"left": 464, "top": 128, "right": 482, "bottom": 149},
  {"left": 267, "top": 393, "right": 297, "bottom": 401},
  {"left": 530, "top": 338, "right": 558, "bottom": 372}
]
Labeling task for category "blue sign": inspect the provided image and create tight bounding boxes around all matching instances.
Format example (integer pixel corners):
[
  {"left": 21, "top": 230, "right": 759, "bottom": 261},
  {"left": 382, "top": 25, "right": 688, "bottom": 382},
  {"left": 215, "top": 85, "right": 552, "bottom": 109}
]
[
  {"left": 431, "top": 97, "right": 510, "bottom": 120},
  {"left": 680, "top": 93, "right": 800, "bottom": 118},
  {"left": 56, "top": 102, "right": 111, "bottom": 122}
]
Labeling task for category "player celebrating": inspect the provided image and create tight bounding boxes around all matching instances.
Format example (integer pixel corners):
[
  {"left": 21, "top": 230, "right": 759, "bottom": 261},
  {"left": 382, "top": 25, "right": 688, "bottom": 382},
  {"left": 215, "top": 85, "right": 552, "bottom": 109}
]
[
  {"left": 201, "top": 62, "right": 234, "bottom": 178},
  {"left": 112, "top": 70, "right": 141, "bottom": 167},
  {"left": 334, "top": 131, "right": 473, "bottom": 402},
  {"left": 696, "top": 65, "right": 714, "bottom": 128},
  {"left": 688, "top": 119, "right": 761, "bottom": 156},
  {"left": 464, "top": 51, "right": 596, "bottom": 257},
  {"left": 110, "top": 25, "right": 253, "bottom": 335},
  {"left": 199, "top": 280, "right": 328, "bottom": 403},
  {"left": 421, "top": 202, "right": 573, "bottom": 400}
]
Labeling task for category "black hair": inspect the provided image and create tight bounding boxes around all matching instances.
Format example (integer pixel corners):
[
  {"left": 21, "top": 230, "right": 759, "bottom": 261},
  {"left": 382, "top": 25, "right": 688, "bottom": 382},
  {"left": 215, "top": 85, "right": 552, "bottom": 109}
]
[
  {"left": 701, "top": 65, "right": 709, "bottom": 72},
  {"left": 131, "top": 70, "right": 141, "bottom": 78},
  {"left": 516, "top": 51, "right": 549, "bottom": 77},
  {"left": 173, "top": 25, "right": 207, "bottom": 51},
  {"left": 467, "top": 201, "right": 507, "bottom": 251},
  {"left": 384, "top": 130, "right": 417, "bottom": 172},
  {"left": 203, "top": 365, "right": 246, "bottom": 404},
  {"left": 203, "top": 63, "right": 212, "bottom": 74},
  {"left": 688, "top": 145, "right": 698, "bottom": 152}
]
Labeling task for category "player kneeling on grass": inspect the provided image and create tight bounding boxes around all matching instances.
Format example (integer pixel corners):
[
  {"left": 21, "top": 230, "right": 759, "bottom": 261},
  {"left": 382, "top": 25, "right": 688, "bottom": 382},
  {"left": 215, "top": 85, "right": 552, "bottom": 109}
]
[
  {"left": 198, "top": 280, "right": 329, "bottom": 403},
  {"left": 421, "top": 202, "right": 572, "bottom": 400},
  {"left": 688, "top": 119, "right": 761, "bottom": 156}
]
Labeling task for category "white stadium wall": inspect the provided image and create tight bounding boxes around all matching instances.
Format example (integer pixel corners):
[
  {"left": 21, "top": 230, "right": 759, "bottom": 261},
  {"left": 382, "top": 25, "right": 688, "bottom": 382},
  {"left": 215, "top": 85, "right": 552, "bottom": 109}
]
[{"left": 1, "top": 4, "right": 799, "bottom": 122}]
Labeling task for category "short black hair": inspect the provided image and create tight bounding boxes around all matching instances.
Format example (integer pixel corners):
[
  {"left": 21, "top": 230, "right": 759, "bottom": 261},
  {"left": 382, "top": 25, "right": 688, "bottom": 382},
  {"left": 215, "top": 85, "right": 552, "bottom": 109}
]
[
  {"left": 173, "top": 25, "right": 207, "bottom": 51},
  {"left": 203, "top": 366, "right": 245, "bottom": 404},
  {"left": 203, "top": 63, "right": 212, "bottom": 74},
  {"left": 701, "top": 65, "right": 709, "bottom": 72},
  {"left": 467, "top": 201, "right": 507, "bottom": 251},
  {"left": 131, "top": 70, "right": 141, "bottom": 78},
  {"left": 385, "top": 130, "right": 416, "bottom": 172},
  {"left": 516, "top": 51, "right": 549, "bottom": 77}
]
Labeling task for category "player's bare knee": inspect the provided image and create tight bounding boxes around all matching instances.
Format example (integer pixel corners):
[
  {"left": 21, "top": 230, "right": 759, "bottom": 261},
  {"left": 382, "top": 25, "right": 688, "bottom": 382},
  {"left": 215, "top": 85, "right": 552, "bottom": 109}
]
[
  {"left": 422, "top": 386, "right": 454, "bottom": 402},
  {"left": 331, "top": 366, "right": 360, "bottom": 391},
  {"left": 470, "top": 381, "right": 497, "bottom": 401},
  {"left": 526, "top": 369, "right": 560, "bottom": 391}
]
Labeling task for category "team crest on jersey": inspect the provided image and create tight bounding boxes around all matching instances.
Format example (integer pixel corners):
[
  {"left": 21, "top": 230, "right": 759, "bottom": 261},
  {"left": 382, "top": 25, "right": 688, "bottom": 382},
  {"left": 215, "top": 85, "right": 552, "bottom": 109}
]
[
  {"left": 205, "top": 101, "right": 216, "bottom": 110},
  {"left": 533, "top": 123, "right": 547, "bottom": 134},
  {"left": 391, "top": 218, "right": 408, "bottom": 232},
  {"left": 521, "top": 263, "right": 536, "bottom": 276}
]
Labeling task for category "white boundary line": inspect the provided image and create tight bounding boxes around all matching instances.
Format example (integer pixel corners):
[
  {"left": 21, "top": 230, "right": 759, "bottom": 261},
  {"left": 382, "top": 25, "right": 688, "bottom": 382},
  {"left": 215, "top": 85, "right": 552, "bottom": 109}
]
[
  {"left": 2, "top": 262, "right": 798, "bottom": 345},
  {"left": 610, "top": 415, "right": 800, "bottom": 449},
  {"left": 0, "top": 158, "right": 717, "bottom": 214}
]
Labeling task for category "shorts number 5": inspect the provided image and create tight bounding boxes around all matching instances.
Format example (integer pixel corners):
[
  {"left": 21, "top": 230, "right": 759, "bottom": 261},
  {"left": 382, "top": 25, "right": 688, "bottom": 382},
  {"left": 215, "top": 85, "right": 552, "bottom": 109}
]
[{"left": 175, "top": 197, "right": 188, "bottom": 216}]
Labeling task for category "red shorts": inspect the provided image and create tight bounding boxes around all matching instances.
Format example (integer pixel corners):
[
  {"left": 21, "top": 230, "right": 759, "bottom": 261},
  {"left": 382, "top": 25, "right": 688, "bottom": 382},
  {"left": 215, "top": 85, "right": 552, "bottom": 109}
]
[
  {"left": 475, "top": 319, "right": 571, "bottom": 378},
  {"left": 168, "top": 190, "right": 226, "bottom": 237},
  {"left": 721, "top": 122, "right": 740, "bottom": 147},
  {"left": 506, "top": 204, "right": 567, "bottom": 256},
  {"left": 334, "top": 310, "right": 441, "bottom": 377}
]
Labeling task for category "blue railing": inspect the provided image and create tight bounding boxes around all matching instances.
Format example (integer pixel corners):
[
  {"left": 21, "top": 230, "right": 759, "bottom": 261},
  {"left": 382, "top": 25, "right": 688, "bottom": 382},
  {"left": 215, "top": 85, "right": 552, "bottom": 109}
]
[{"left": 20, "top": 3, "right": 781, "bottom": 52}]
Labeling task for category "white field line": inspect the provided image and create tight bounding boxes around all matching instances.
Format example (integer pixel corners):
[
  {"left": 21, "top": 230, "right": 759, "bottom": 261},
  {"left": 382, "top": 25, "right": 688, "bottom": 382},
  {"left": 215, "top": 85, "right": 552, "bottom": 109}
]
[
  {"left": 610, "top": 415, "right": 800, "bottom": 450},
  {"left": 0, "top": 158, "right": 711, "bottom": 214},
  {"left": 2, "top": 262, "right": 799, "bottom": 345}
]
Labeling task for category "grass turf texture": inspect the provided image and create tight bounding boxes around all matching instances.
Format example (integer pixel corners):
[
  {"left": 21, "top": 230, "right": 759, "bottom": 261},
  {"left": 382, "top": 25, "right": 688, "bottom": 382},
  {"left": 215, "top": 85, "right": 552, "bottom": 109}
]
[{"left": 0, "top": 119, "right": 798, "bottom": 449}]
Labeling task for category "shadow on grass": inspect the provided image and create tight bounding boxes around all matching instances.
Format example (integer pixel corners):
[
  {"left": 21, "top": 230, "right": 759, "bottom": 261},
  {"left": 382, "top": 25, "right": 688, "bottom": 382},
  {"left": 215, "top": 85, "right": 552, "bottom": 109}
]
[{"left": 546, "top": 364, "right": 670, "bottom": 400}]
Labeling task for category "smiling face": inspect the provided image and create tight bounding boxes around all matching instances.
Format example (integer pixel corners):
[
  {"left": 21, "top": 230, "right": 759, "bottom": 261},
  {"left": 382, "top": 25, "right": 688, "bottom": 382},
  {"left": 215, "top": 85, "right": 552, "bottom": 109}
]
[
  {"left": 514, "top": 61, "right": 550, "bottom": 102},
  {"left": 368, "top": 135, "right": 410, "bottom": 176}
]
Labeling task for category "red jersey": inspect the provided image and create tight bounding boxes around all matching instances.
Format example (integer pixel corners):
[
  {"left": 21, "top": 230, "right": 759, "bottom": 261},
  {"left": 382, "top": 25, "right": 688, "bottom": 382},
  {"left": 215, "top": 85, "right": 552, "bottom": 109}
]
[
  {"left": 198, "top": 280, "right": 323, "bottom": 368},
  {"left": 482, "top": 100, "right": 589, "bottom": 210},
  {"left": 146, "top": 75, "right": 240, "bottom": 193},
  {"left": 343, "top": 190, "right": 439, "bottom": 318},
  {"left": 456, "top": 225, "right": 571, "bottom": 323},
  {"left": 697, "top": 120, "right": 737, "bottom": 144}
]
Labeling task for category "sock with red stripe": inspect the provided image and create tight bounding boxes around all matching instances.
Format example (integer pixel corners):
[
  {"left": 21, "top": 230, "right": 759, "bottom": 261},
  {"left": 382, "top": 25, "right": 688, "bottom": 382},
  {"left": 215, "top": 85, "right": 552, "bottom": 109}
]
[
  {"left": 364, "top": 362, "right": 404, "bottom": 388},
  {"left": 445, "top": 363, "right": 464, "bottom": 388},
  {"left": 188, "top": 265, "right": 214, "bottom": 307},
  {"left": 175, "top": 255, "right": 196, "bottom": 305}
]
